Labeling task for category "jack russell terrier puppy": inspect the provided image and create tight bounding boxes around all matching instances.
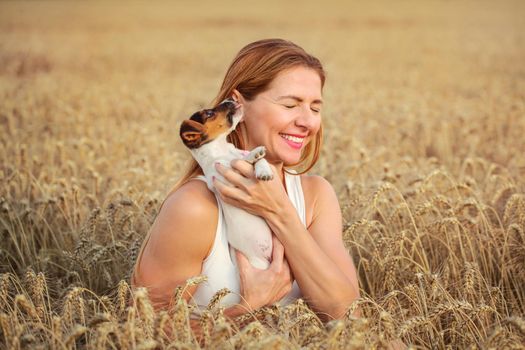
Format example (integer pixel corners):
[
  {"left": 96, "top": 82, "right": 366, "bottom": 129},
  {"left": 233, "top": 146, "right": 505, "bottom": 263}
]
[{"left": 179, "top": 99, "right": 273, "bottom": 270}]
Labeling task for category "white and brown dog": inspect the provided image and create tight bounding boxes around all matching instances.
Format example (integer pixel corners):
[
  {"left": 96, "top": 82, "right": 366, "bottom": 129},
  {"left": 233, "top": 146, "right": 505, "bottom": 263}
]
[{"left": 179, "top": 99, "right": 273, "bottom": 269}]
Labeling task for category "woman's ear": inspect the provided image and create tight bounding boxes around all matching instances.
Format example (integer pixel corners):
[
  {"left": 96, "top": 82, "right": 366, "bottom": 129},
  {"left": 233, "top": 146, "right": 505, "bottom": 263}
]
[{"left": 232, "top": 89, "right": 244, "bottom": 104}]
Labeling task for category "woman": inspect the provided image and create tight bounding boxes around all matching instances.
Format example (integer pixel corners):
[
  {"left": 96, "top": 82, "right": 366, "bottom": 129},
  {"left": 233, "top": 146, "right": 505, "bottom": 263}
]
[{"left": 131, "top": 38, "right": 360, "bottom": 322}]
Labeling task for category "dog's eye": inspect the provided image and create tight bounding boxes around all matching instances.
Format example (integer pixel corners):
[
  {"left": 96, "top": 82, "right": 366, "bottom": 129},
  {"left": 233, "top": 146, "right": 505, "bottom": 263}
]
[{"left": 205, "top": 110, "right": 214, "bottom": 117}]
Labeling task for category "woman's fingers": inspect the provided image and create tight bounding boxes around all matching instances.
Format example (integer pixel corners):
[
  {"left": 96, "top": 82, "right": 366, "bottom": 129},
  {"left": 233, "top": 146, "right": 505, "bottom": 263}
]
[
  {"left": 271, "top": 237, "right": 293, "bottom": 303},
  {"left": 235, "top": 250, "right": 252, "bottom": 273},
  {"left": 235, "top": 243, "right": 293, "bottom": 308},
  {"left": 272, "top": 236, "right": 293, "bottom": 284},
  {"left": 213, "top": 176, "right": 249, "bottom": 202},
  {"left": 230, "top": 159, "right": 255, "bottom": 178},
  {"left": 215, "top": 162, "right": 250, "bottom": 188},
  {"left": 235, "top": 250, "right": 250, "bottom": 297},
  {"left": 283, "top": 256, "right": 294, "bottom": 282},
  {"left": 271, "top": 236, "right": 285, "bottom": 271}
]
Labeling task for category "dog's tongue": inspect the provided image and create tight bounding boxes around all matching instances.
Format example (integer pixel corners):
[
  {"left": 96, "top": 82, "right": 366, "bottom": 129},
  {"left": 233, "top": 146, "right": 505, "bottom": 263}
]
[
  {"left": 222, "top": 98, "right": 235, "bottom": 104},
  {"left": 222, "top": 98, "right": 241, "bottom": 109}
]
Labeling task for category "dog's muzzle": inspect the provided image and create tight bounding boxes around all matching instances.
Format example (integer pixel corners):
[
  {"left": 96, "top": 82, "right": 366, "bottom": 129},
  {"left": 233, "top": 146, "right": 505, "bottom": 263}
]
[
  {"left": 221, "top": 98, "right": 240, "bottom": 110},
  {"left": 219, "top": 99, "right": 241, "bottom": 124}
]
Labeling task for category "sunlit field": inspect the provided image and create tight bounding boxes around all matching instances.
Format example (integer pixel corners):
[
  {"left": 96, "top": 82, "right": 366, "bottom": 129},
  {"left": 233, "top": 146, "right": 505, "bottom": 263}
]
[{"left": 1, "top": 0, "right": 524, "bottom": 348}]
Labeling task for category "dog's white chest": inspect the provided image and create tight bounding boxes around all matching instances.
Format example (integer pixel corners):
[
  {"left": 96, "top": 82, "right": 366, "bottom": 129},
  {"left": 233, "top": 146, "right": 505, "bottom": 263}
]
[{"left": 190, "top": 138, "right": 273, "bottom": 269}]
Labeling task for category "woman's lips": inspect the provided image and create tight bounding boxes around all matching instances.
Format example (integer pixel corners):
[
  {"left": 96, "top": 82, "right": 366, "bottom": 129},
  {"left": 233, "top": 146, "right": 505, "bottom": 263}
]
[{"left": 279, "top": 133, "right": 305, "bottom": 150}]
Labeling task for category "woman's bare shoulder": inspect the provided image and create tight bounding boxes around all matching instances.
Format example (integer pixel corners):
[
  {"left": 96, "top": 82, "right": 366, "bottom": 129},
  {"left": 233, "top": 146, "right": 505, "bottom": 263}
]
[
  {"left": 300, "top": 174, "right": 336, "bottom": 201},
  {"left": 148, "top": 179, "right": 219, "bottom": 261},
  {"left": 299, "top": 174, "right": 339, "bottom": 227},
  {"left": 162, "top": 179, "right": 218, "bottom": 217},
  {"left": 132, "top": 179, "right": 219, "bottom": 304}
]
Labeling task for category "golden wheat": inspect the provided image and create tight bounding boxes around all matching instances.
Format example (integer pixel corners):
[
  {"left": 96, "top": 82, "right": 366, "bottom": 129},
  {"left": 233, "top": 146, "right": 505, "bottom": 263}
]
[{"left": 1, "top": 0, "right": 525, "bottom": 348}]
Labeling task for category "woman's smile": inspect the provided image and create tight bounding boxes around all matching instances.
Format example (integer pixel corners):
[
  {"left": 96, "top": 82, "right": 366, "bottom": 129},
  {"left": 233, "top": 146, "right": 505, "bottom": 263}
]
[
  {"left": 234, "top": 65, "right": 323, "bottom": 167},
  {"left": 279, "top": 133, "right": 306, "bottom": 150}
]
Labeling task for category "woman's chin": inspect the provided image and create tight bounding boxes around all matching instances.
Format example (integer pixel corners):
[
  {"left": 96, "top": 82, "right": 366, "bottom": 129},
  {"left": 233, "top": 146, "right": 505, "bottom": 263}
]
[
  {"left": 264, "top": 155, "right": 300, "bottom": 167},
  {"left": 280, "top": 154, "right": 304, "bottom": 167},
  {"left": 264, "top": 146, "right": 304, "bottom": 167}
]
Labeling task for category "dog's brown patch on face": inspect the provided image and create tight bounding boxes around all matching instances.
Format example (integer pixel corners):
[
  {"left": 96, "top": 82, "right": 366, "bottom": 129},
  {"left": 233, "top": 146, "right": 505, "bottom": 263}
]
[
  {"left": 179, "top": 105, "right": 235, "bottom": 149},
  {"left": 204, "top": 112, "right": 231, "bottom": 139}
]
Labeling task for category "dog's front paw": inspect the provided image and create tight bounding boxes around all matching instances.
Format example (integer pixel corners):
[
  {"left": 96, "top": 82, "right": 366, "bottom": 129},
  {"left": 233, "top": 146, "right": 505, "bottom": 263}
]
[
  {"left": 257, "top": 173, "right": 273, "bottom": 181},
  {"left": 244, "top": 146, "right": 266, "bottom": 164},
  {"left": 253, "top": 146, "right": 266, "bottom": 160},
  {"left": 255, "top": 159, "right": 273, "bottom": 181}
]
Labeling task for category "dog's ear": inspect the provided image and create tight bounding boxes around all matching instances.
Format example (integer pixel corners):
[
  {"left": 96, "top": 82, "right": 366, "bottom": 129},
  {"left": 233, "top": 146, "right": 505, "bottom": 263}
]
[{"left": 180, "top": 119, "right": 207, "bottom": 148}]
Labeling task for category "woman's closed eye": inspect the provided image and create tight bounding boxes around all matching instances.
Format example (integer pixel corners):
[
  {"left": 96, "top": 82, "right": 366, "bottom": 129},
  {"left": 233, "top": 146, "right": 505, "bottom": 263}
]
[{"left": 281, "top": 102, "right": 321, "bottom": 113}]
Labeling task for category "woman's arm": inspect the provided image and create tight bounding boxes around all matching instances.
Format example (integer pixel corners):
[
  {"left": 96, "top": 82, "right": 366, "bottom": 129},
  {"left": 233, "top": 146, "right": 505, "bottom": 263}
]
[
  {"left": 214, "top": 161, "right": 360, "bottom": 320},
  {"left": 131, "top": 180, "right": 293, "bottom": 337},
  {"left": 131, "top": 180, "right": 218, "bottom": 309},
  {"left": 268, "top": 175, "right": 360, "bottom": 319}
]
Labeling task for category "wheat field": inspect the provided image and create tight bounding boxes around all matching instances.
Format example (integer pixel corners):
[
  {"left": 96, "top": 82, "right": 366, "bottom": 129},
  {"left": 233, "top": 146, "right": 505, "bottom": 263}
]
[{"left": 1, "top": 0, "right": 524, "bottom": 348}]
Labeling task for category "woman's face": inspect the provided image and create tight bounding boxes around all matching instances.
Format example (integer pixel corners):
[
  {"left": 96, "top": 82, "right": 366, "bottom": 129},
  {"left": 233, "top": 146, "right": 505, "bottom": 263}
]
[{"left": 235, "top": 66, "right": 323, "bottom": 166}]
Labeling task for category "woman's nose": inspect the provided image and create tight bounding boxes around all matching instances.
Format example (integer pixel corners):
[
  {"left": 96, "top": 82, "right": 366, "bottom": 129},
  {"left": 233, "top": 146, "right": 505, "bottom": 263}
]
[{"left": 294, "top": 106, "right": 320, "bottom": 130}]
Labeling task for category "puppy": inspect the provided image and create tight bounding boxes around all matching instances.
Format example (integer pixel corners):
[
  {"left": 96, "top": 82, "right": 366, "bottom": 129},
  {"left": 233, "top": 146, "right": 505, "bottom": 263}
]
[{"left": 179, "top": 99, "right": 273, "bottom": 269}]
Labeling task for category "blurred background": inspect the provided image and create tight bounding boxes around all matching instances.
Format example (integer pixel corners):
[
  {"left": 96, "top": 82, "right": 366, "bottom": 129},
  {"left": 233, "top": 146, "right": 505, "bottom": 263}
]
[
  {"left": 2, "top": 0, "right": 524, "bottom": 190},
  {"left": 1, "top": 1, "right": 524, "bottom": 348},
  {"left": 2, "top": 1, "right": 524, "bottom": 196}
]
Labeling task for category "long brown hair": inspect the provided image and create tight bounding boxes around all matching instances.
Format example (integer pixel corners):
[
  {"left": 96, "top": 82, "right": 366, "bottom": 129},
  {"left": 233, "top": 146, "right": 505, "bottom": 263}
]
[
  {"left": 172, "top": 38, "right": 325, "bottom": 195},
  {"left": 131, "top": 39, "right": 325, "bottom": 286}
]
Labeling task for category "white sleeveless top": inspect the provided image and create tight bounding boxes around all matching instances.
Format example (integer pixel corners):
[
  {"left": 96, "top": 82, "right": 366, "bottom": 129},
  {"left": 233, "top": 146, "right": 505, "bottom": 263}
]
[{"left": 189, "top": 171, "right": 306, "bottom": 315}]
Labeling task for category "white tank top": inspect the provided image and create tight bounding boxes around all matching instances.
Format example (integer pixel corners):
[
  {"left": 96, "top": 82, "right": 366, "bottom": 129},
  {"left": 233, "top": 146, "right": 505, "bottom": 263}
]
[{"left": 189, "top": 171, "right": 306, "bottom": 315}]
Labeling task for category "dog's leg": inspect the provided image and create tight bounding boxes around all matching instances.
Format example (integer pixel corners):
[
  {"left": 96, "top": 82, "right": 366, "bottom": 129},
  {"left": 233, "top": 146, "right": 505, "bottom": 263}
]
[
  {"left": 254, "top": 158, "right": 273, "bottom": 181},
  {"left": 243, "top": 146, "right": 273, "bottom": 181},
  {"left": 243, "top": 146, "right": 266, "bottom": 165}
]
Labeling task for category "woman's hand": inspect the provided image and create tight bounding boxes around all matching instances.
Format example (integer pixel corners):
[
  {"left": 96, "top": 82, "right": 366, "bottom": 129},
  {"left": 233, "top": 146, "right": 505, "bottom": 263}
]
[
  {"left": 213, "top": 160, "right": 291, "bottom": 220},
  {"left": 236, "top": 236, "right": 293, "bottom": 310}
]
